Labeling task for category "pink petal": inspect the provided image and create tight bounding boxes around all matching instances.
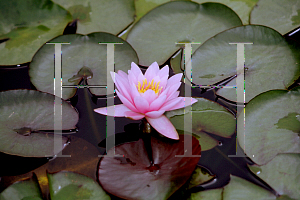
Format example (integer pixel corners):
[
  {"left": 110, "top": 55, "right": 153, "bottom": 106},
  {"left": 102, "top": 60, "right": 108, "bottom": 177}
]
[
  {"left": 125, "top": 111, "right": 145, "bottom": 120},
  {"left": 146, "top": 115, "right": 179, "bottom": 140},
  {"left": 149, "top": 94, "right": 167, "bottom": 111},
  {"left": 158, "top": 65, "right": 169, "bottom": 78},
  {"left": 129, "top": 82, "right": 140, "bottom": 98},
  {"left": 166, "top": 91, "right": 180, "bottom": 101},
  {"left": 142, "top": 89, "right": 157, "bottom": 105},
  {"left": 160, "top": 97, "right": 182, "bottom": 111},
  {"left": 166, "top": 73, "right": 183, "bottom": 88},
  {"left": 131, "top": 62, "right": 142, "bottom": 77},
  {"left": 115, "top": 73, "right": 132, "bottom": 103},
  {"left": 134, "top": 95, "right": 149, "bottom": 113},
  {"left": 94, "top": 104, "right": 131, "bottom": 117},
  {"left": 116, "top": 89, "right": 138, "bottom": 112},
  {"left": 145, "top": 62, "right": 159, "bottom": 81},
  {"left": 164, "top": 97, "right": 198, "bottom": 111},
  {"left": 145, "top": 110, "right": 165, "bottom": 118},
  {"left": 137, "top": 73, "right": 146, "bottom": 85},
  {"left": 128, "top": 70, "right": 138, "bottom": 85},
  {"left": 117, "top": 70, "right": 128, "bottom": 80},
  {"left": 159, "top": 75, "right": 168, "bottom": 90},
  {"left": 166, "top": 82, "right": 181, "bottom": 97}
]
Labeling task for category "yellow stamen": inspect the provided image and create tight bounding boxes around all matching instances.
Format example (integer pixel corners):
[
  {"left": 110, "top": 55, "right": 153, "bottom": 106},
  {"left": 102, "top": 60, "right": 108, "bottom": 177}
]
[{"left": 137, "top": 78, "right": 162, "bottom": 94}]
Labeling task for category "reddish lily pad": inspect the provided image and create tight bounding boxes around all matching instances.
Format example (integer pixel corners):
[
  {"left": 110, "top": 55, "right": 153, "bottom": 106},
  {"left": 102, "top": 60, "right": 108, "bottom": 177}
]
[{"left": 98, "top": 134, "right": 201, "bottom": 200}]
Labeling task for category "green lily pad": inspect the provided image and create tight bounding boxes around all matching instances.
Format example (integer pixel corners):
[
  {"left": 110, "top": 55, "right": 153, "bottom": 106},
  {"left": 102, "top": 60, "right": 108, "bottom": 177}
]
[
  {"left": 52, "top": 0, "right": 135, "bottom": 35},
  {"left": 126, "top": 1, "right": 242, "bottom": 66},
  {"left": 48, "top": 171, "right": 110, "bottom": 200},
  {"left": 0, "top": 176, "right": 43, "bottom": 200},
  {"left": 166, "top": 98, "right": 236, "bottom": 151},
  {"left": 190, "top": 25, "right": 300, "bottom": 103},
  {"left": 249, "top": 154, "right": 300, "bottom": 199},
  {"left": 189, "top": 175, "right": 276, "bottom": 200},
  {"left": 0, "top": 90, "right": 79, "bottom": 157},
  {"left": 237, "top": 87, "right": 300, "bottom": 165},
  {"left": 194, "top": 0, "right": 259, "bottom": 24},
  {"left": 223, "top": 175, "right": 276, "bottom": 200},
  {"left": 188, "top": 165, "right": 216, "bottom": 189},
  {"left": 189, "top": 188, "right": 223, "bottom": 200},
  {"left": 0, "top": 0, "right": 72, "bottom": 66},
  {"left": 250, "top": 0, "right": 300, "bottom": 35},
  {"left": 29, "top": 32, "right": 138, "bottom": 100}
]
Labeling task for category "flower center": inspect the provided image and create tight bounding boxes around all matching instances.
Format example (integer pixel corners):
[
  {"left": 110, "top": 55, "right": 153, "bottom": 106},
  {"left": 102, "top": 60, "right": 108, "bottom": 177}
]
[{"left": 137, "top": 78, "right": 162, "bottom": 94}]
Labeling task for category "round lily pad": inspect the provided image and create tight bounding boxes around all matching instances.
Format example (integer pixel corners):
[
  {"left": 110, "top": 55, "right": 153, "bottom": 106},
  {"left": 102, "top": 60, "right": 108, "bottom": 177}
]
[
  {"left": 29, "top": 32, "right": 138, "bottom": 100},
  {"left": 189, "top": 175, "right": 276, "bottom": 200},
  {"left": 98, "top": 134, "right": 201, "bottom": 200},
  {"left": 0, "top": 0, "right": 72, "bottom": 66},
  {"left": 237, "top": 87, "right": 300, "bottom": 165},
  {"left": 194, "top": 0, "right": 259, "bottom": 24},
  {"left": 126, "top": 1, "right": 242, "bottom": 66},
  {"left": 0, "top": 89, "right": 79, "bottom": 157},
  {"left": 249, "top": 154, "right": 300, "bottom": 199},
  {"left": 250, "top": 0, "right": 300, "bottom": 35},
  {"left": 190, "top": 25, "right": 300, "bottom": 103},
  {"left": 166, "top": 98, "right": 236, "bottom": 151},
  {"left": 0, "top": 176, "right": 43, "bottom": 200},
  {"left": 52, "top": 0, "right": 135, "bottom": 35},
  {"left": 48, "top": 171, "right": 110, "bottom": 200}
]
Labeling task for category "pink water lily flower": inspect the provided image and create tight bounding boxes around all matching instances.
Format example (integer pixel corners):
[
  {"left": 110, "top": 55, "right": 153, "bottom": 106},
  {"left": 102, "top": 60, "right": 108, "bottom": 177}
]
[{"left": 94, "top": 62, "right": 197, "bottom": 140}]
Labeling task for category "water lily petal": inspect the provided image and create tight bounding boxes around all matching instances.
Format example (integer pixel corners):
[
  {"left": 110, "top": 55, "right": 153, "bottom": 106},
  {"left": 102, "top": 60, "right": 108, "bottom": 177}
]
[
  {"left": 116, "top": 89, "right": 139, "bottom": 112},
  {"left": 166, "top": 82, "right": 181, "bottom": 97},
  {"left": 125, "top": 111, "right": 145, "bottom": 120},
  {"left": 158, "top": 65, "right": 169, "bottom": 78},
  {"left": 117, "top": 70, "right": 128, "bottom": 80},
  {"left": 94, "top": 104, "right": 131, "bottom": 117},
  {"left": 137, "top": 73, "right": 146, "bottom": 85},
  {"left": 145, "top": 110, "right": 165, "bottom": 118},
  {"left": 145, "top": 62, "right": 160, "bottom": 81},
  {"left": 128, "top": 70, "right": 138, "bottom": 85},
  {"left": 167, "top": 91, "right": 180, "bottom": 101},
  {"left": 164, "top": 97, "right": 198, "bottom": 111},
  {"left": 160, "top": 97, "right": 182, "bottom": 111},
  {"left": 115, "top": 73, "right": 133, "bottom": 103},
  {"left": 142, "top": 89, "right": 157, "bottom": 105},
  {"left": 149, "top": 94, "right": 167, "bottom": 111},
  {"left": 166, "top": 73, "right": 183, "bottom": 88},
  {"left": 134, "top": 95, "right": 150, "bottom": 113},
  {"left": 131, "top": 62, "right": 142, "bottom": 77},
  {"left": 146, "top": 115, "right": 179, "bottom": 140},
  {"left": 159, "top": 75, "right": 168, "bottom": 90}
]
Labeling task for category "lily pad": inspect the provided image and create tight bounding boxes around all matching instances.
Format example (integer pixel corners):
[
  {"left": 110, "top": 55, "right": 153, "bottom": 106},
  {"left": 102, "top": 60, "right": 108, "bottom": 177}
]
[
  {"left": 249, "top": 154, "right": 300, "bottom": 199},
  {"left": 0, "top": 0, "right": 72, "bottom": 66},
  {"left": 0, "top": 89, "right": 79, "bottom": 157},
  {"left": 126, "top": 1, "right": 242, "bottom": 66},
  {"left": 188, "top": 165, "right": 215, "bottom": 189},
  {"left": 52, "top": 0, "right": 135, "bottom": 35},
  {"left": 48, "top": 171, "right": 110, "bottom": 200},
  {"left": 194, "top": 0, "right": 259, "bottom": 24},
  {"left": 250, "top": 0, "right": 300, "bottom": 35},
  {"left": 223, "top": 175, "right": 276, "bottom": 200},
  {"left": 237, "top": 87, "right": 300, "bottom": 165},
  {"left": 0, "top": 176, "right": 43, "bottom": 200},
  {"left": 29, "top": 32, "right": 138, "bottom": 100},
  {"left": 189, "top": 175, "right": 276, "bottom": 200},
  {"left": 190, "top": 25, "right": 300, "bottom": 103},
  {"left": 165, "top": 98, "right": 236, "bottom": 151},
  {"left": 98, "top": 134, "right": 201, "bottom": 200}
]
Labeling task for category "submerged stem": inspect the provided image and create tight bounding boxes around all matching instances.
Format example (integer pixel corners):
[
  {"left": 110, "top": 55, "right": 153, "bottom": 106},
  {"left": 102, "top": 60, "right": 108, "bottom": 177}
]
[{"left": 141, "top": 119, "right": 154, "bottom": 166}]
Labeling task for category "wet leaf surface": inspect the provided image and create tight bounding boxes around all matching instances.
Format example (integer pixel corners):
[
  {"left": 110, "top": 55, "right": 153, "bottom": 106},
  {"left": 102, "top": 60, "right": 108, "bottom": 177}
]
[
  {"left": 0, "top": 0, "right": 72, "bottom": 65},
  {"left": 237, "top": 87, "right": 300, "bottom": 165},
  {"left": 98, "top": 134, "right": 201, "bottom": 200},
  {"left": 29, "top": 32, "right": 138, "bottom": 99},
  {"left": 0, "top": 90, "right": 78, "bottom": 157}
]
